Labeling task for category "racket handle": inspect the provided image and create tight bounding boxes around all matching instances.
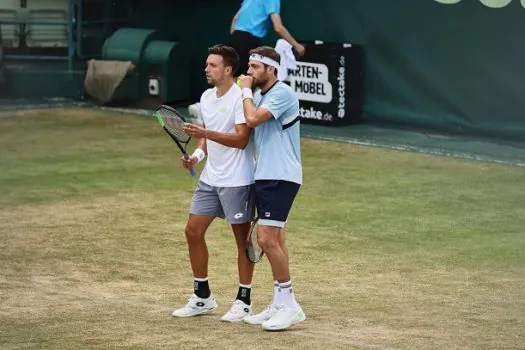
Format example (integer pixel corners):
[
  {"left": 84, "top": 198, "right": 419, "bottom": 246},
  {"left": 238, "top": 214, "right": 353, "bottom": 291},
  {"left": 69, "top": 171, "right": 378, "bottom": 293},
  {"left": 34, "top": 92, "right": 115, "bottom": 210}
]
[{"left": 183, "top": 153, "right": 196, "bottom": 177}]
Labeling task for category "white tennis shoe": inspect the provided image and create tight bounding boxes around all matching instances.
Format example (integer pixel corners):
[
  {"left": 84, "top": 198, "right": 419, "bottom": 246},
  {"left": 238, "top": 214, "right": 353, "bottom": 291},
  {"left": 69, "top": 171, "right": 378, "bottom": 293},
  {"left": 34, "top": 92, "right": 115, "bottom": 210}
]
[
  {"left": 220, "top": 300, "right": 252, "bottom": 322},
  {"left": 171, "top": 294, "right": 217, "bottom": 317},
  {"left": 243, "top": 304, "right": 279, "bottom": 325},
  {"left": 261, "top": 304, "right": 306, "bottom": 331}
]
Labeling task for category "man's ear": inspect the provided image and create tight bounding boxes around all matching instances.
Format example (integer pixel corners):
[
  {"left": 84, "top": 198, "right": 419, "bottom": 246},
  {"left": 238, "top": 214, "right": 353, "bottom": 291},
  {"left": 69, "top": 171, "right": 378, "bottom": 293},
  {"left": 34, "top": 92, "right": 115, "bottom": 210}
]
[{"left": 225, "top": 66, "right": 232, "bottom": 75}]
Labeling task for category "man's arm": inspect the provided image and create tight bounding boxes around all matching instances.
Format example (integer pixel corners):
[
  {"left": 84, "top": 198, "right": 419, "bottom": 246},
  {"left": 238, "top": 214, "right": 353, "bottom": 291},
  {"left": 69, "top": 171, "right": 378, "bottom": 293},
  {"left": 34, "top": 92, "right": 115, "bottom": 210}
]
[
  {"left": 239, "top": 74, "right": 275, "bottom": 128},
  {"left": 196, "top": 136, "right": 207, "bottom": 154},
  {"left": 270, "top": 13, "right": 305, "bottom": 56},
  {"left": 182, "top": 135, "right": 207, "bottom": 169},
  {"left": 243, "top": 98, "right": 273, "bottom": 128},
  {"left": 230, "top": 10, "right": 240, "bottom": 34},
  {"left": 206, "top": 124, "right": 251, "bottom": 149},
  {"left": 183, "top": 123, "right": 251, "bottom": 150}
]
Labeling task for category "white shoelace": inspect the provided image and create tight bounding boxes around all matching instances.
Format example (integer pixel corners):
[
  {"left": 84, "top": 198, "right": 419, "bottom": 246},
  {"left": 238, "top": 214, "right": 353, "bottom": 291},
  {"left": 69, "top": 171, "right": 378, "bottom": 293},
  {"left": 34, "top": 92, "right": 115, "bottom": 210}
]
[{"left": 229, "top": 300, "right": 248, "bottom": 314}]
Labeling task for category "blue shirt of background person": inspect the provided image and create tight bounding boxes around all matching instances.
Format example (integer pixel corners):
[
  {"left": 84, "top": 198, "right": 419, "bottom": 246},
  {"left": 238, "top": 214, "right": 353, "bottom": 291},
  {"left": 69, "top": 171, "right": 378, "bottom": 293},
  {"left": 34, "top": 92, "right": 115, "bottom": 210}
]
[{"left": 234, "top": 0, "right": 280, "bottom": 38}]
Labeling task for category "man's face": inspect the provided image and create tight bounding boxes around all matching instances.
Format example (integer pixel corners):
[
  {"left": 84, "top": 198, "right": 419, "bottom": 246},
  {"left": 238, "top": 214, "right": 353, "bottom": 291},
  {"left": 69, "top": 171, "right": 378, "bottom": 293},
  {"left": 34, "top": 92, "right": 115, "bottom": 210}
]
[
  {"left": 205, "top": 54, "right": 230, "bottom": 85},
  {"left": 247, "top": 61, "right": 270, "bottom": 88}
]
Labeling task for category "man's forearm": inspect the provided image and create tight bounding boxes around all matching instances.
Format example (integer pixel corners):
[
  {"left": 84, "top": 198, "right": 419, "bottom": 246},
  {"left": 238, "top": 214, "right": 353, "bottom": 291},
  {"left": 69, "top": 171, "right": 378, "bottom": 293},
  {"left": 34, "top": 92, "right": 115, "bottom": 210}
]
[
  {"left": 275, "top": 26, "right": 300, "bottom": 49},
  {"left": 197, "top": 137, "right": 207, "bottom": 154},
  {"left": 243, "top": 98, "right": 258, "bottom": 128},
  {"left": 205, "top": 130, "right": 249, "bottom": 149}
]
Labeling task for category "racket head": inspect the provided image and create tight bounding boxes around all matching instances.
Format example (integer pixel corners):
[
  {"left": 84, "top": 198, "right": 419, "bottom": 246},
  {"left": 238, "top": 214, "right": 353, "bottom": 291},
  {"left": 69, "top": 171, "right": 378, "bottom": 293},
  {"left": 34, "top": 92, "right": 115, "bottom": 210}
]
[
  {"left": 155, "top": 105, "right": 196, "bottom": 177},
  {"left": 155, "top": 105, "right": 191, "bottom": 144},
  {"left": 246, "top": 218, "right": 264, "bottom": 263}
]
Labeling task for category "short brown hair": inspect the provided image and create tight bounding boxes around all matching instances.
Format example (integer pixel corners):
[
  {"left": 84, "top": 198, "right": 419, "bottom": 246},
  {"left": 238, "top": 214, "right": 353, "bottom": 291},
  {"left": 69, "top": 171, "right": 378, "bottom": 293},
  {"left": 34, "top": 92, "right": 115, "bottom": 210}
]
[
  {"left": 249, "top": 46, "right": 281, "bottom": 75},
  {"left": 208, "top": 44, "right": 239, "bottom": 75}
]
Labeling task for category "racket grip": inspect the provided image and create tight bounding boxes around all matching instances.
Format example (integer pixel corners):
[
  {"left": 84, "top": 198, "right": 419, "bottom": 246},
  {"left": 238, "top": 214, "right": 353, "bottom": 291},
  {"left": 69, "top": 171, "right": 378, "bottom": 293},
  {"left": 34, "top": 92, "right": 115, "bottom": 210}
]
[{"left": 183, "top": 153, "right": 196, "bottom": 177}]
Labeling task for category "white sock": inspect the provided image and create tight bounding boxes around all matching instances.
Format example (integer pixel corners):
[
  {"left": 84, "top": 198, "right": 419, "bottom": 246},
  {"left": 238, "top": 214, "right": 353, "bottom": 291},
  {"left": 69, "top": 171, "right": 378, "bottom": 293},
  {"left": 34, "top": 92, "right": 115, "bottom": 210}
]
[
  {"left": 278, "top": 280, "right": 298, "bottom": 309},
  {"left": 271, "top": 280, "right": 279, "bottom": 306}
]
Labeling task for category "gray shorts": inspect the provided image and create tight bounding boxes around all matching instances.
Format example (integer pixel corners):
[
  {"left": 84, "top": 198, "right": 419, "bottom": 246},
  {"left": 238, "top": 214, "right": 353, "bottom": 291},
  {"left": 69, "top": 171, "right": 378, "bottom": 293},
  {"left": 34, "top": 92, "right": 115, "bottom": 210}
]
[{"left": 190, "top": 180, "right": 255, "bottom": 224}]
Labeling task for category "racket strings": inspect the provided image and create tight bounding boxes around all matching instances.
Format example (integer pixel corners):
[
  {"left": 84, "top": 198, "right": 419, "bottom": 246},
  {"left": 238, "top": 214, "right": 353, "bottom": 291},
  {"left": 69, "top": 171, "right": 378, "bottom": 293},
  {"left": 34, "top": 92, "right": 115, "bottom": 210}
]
[
  {"left": 157, "top": 108, "right": 190, "bottom": 143},
  {"left": 247, "top": 222, "right": 263, "bottom": 262}
]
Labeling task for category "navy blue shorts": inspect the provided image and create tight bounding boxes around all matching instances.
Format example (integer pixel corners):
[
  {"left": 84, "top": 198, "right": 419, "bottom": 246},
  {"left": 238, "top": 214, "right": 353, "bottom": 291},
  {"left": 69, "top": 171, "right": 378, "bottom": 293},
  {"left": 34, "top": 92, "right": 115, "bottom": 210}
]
[{"left": 254, "top": 180, "right": 300, "bottom": 228}]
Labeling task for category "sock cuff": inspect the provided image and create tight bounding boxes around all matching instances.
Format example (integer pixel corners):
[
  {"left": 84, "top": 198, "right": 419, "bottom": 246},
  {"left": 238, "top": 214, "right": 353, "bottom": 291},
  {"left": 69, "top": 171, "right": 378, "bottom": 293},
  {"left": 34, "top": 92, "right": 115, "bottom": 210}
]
[
  {"left": 278, "top": 280, "right": 292, "bottom": 289},
  {"left": 239, "top": 283, "right": 252, "bottom": 289},
  {"left": 194, "top": 277, "right": 208, "bottom": 282}
]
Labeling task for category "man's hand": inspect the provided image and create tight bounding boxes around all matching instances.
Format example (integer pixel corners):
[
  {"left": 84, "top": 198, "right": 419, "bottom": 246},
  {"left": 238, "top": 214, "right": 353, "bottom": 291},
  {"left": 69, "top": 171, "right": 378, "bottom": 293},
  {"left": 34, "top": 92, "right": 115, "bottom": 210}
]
[
  {"left": 239, "top": 74, "right": 254, "bottom": 90},
  {"left": 181, "top": 155, "right": 197, "bottom": 169},
  {"left": 294, "top": 44, "right": 306, "bottom": 57},
  {"left": 183, "top": 123, "right": 207, "bottom": 138}
]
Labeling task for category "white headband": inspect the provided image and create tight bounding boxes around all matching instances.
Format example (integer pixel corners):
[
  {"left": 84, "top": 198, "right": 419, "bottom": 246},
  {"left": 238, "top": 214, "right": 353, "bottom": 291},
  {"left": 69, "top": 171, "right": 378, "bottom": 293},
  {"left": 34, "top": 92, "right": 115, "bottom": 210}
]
[{"left": 249, "top": 54, "right": 280, "bottom": 70}]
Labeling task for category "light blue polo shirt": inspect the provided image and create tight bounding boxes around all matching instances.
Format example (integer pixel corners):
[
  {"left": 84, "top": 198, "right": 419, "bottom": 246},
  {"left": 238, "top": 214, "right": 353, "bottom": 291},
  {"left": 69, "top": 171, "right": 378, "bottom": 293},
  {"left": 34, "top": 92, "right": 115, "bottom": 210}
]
[
  {"left": 234, "top": 0, "right": 280, "bottom": 38},
  {"left": 253, "top": 81, "right": 302, "bottom": 185}
]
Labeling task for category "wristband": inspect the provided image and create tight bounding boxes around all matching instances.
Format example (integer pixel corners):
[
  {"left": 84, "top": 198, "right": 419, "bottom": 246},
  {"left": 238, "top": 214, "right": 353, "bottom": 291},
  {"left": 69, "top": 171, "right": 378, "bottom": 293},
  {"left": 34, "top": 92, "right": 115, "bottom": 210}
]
[
  {"left": 192, "top": 148, "right": 206, "bottom": 163},
  {"left": 242, "top": 88, "right": 253, "bottom": 100}
]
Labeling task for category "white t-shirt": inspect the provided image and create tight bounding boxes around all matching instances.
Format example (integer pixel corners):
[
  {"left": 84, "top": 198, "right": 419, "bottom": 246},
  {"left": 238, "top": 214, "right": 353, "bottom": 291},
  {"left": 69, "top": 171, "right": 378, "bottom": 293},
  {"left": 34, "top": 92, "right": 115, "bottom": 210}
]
[{"left": 199, "top": 83, "right": 255, "bottom": 187}]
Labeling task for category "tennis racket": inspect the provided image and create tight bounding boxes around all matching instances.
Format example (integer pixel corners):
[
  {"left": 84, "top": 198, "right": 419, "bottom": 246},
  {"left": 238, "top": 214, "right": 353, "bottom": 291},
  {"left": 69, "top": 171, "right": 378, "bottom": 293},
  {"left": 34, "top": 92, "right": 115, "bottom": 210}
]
[
  {"left": 246, "top": 217, "right": 264, "bottom": 263},
  {"left": 155, "top": 105, "right": 196, "bottom": 177}
]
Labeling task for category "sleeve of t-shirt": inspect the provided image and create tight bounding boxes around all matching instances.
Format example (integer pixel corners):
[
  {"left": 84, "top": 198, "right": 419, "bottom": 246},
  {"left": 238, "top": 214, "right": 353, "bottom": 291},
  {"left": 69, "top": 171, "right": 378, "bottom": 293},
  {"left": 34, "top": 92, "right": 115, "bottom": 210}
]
[
  {"left": 234, "top": 94, "right": 246, "bottom": 125},
  {"left": 264, "top": 0, "right": 280, "bottom": 15},
  {"left": 199, "top": 90, "right": 209, "bottom": 120},
  {"left": 260, "top": 88, "right": 295, "bottom": 121}
]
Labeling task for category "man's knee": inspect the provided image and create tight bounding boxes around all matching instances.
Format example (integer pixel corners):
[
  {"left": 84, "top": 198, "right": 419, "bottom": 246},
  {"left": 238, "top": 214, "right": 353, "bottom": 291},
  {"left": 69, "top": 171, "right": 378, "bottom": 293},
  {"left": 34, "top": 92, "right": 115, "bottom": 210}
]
[
  {"left": 185, "top": 216, "right": 212, "bottom": 245},
  {"left": 231, "top": 223, "right": 250, "bottom": 248},
  {"left": 185, "top": 224, "right": 205, "bottom": 245},
  {"left": 257, "top": 226, "right": 280, "bottom": 252}
]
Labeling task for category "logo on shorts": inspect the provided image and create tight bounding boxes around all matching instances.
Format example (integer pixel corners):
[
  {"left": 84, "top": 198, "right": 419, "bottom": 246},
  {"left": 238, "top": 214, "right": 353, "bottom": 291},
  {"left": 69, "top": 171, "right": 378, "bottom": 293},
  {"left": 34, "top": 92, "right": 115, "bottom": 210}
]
[
  {"left": 234, "top": 213, "right": 244, "bottom": 219},
  {"left": 265, "top": 212, "right": 271, "bottom": 218}
]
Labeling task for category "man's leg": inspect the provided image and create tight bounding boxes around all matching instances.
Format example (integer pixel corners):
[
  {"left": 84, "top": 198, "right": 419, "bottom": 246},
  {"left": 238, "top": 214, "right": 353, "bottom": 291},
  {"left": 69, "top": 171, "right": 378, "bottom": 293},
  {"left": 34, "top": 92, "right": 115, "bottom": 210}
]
[
  {"left": 253, "top": 180, "right": 297, "bottom": 283},
  {"left": 172, "top": 181, "right": 223, "bottom": 318},
  {"left": 257, "top": 224, "right": 305, "bottom": 330},
  {"left": 257, "top": 225, "right": 288, "bottom": 281},
  {"left": 222, "top": 222, "right": 255, "bottom": 321},
  {"left": 185, "top": 214, "right": 215, "bottom": 281},
  {"left": 253, "top": 180, "right": 305, "bottom": 330},
  {"left": 257, "top": 225, "right": 296, "bottom": 310},
  {"left": 218, "top": 185, "right": 256, "bottom": 322},
  {"left": 231, "top": 222, "right": 255, "bottom": 287},
  {"left": 243, "top": 224, "right": 290, "bottom": 326}
]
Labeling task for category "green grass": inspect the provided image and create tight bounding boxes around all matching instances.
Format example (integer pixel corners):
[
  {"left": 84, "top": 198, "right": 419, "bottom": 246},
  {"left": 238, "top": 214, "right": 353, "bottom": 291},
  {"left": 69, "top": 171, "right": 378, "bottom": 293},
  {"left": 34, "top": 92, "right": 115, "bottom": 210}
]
[{"left": 1, "top": 108, "right": 524, "bottom": 349}]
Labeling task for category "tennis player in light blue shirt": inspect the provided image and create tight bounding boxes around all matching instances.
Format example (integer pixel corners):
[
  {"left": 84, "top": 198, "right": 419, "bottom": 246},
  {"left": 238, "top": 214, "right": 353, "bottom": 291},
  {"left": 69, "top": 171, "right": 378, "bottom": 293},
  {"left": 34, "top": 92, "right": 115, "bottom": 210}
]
[
  {"left": 251, "top": 81, "right": 302, "bottom": 184},
  {"left": 238, "top": 46, "right": 305, "bottom": 331}
]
